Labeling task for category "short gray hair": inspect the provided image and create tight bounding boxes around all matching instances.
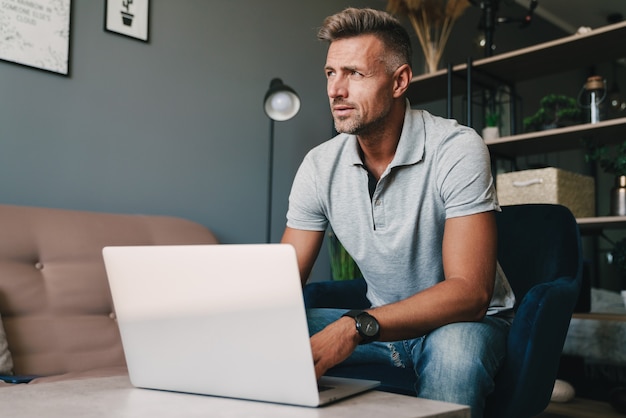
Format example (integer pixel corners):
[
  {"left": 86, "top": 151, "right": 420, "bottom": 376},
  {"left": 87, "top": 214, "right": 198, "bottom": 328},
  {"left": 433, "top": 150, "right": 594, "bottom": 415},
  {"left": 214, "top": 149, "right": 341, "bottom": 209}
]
[{"left": 317, "top": 8, "right": 412, "bottom": 71}]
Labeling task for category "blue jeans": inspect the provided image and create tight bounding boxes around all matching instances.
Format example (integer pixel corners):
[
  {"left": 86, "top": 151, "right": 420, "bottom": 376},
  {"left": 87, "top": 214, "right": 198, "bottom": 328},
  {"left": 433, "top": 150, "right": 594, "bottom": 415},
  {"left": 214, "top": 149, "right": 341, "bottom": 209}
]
[{"left": 307, "top": 308, "right": 511, "bottom": 418}]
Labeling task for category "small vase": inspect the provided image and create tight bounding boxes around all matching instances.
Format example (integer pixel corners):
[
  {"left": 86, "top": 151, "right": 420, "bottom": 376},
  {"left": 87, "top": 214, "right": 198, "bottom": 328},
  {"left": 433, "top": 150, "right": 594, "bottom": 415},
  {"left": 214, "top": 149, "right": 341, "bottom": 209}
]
[{"left": 610, "top": 176, "right": 626, "bottom": 216}]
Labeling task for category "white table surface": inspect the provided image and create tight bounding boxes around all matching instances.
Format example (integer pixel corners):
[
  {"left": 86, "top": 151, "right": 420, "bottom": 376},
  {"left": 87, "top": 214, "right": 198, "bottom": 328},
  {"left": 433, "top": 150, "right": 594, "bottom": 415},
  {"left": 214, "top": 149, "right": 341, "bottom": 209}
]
[{"left": 0, "top": 375, "right": 470, "bottom": 418}]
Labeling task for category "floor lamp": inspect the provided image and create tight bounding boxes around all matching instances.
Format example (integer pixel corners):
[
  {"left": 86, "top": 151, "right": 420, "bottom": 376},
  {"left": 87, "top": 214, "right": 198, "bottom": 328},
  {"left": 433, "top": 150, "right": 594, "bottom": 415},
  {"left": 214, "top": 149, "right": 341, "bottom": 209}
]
[{"left": 263, "top": 78, "right": 300, "bottom": 243}]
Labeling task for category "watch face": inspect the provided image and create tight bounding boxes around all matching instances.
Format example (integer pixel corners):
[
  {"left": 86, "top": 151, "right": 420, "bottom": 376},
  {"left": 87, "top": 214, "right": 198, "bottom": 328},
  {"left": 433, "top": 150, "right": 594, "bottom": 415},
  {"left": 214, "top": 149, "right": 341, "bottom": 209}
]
[{"left": 359, "top": 314, "right": 380, "bottom": 337}]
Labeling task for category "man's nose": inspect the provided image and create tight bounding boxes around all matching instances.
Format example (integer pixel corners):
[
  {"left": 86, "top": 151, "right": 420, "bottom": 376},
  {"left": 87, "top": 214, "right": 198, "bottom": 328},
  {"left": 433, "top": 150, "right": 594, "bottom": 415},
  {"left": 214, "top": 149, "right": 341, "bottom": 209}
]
[{"left": 328, "top": 78, "right": 347, "bottom": 99}]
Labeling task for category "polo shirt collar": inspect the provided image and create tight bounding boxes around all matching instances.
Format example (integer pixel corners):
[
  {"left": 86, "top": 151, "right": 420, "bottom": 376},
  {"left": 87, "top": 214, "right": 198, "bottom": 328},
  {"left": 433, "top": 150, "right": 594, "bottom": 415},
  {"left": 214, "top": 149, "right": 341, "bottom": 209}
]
[
  {"left": 391, "top": 99, "right": 425, "bottom": 167},
  {"left": 346, "top": 99, "right": 425, "bottom": 168}
]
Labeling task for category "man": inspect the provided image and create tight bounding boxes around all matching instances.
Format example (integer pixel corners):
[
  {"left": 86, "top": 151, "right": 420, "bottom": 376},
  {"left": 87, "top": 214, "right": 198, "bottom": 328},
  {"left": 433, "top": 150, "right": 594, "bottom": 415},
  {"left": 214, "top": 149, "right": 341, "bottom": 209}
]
[{"left": 281, "top": 8, "right": 515, "bottom": 418}]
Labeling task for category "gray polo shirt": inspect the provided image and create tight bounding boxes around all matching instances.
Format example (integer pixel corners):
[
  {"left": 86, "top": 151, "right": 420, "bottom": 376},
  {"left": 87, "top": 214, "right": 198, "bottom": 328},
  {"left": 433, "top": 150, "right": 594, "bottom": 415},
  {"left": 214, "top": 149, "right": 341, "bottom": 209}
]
[{"left": 287, "top": 104, "right": 515, "bottom": 316}]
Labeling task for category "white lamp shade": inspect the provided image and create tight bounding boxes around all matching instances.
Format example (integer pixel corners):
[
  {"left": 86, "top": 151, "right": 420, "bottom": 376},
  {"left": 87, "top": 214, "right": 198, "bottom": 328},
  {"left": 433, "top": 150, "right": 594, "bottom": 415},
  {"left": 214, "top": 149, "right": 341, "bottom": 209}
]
[{"left": 263, "top": 79, "right": 300, "bottom": 121}]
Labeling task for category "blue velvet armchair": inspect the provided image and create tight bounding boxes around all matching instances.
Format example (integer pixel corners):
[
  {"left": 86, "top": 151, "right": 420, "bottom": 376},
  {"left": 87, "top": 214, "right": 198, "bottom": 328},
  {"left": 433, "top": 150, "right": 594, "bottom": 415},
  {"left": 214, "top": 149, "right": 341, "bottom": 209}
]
[{"left": 303, "top": 204, "right": 582, "bottom": 418}]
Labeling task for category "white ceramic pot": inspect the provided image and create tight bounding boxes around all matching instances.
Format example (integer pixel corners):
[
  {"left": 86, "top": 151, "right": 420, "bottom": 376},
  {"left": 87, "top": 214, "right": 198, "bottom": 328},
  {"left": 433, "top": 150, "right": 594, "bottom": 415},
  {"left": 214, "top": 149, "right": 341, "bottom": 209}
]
[{"left": 482, "top": 126, "right": 500, "bottom": 141}]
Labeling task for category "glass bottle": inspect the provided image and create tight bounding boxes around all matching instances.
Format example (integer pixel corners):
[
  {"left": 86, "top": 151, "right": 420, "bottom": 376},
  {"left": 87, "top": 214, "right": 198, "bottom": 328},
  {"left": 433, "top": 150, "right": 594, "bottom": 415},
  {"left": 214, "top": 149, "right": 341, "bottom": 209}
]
[{"left": 610, "top": 175, "right": 626, "bottom": 216}]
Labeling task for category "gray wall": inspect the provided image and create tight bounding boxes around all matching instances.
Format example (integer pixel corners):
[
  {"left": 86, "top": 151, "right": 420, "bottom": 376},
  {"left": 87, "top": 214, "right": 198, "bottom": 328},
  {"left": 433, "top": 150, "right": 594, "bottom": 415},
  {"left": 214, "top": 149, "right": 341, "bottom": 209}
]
[
  {"left": 0, "top": 0, "right": 374, "bottom": 281},
  {"left": 0, "top": 1, "right": 579, "bottom": 282}
]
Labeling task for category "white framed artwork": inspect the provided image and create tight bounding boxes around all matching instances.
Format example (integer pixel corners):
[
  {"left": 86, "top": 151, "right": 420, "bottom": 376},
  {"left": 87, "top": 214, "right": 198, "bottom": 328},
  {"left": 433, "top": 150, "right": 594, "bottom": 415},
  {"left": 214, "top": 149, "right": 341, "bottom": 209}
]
[
  {"left": 0, "top": 0, "right": 71, "bottom": 75},
  {"left": 105, "top": 0, "right": 149, "bottom": 42}
]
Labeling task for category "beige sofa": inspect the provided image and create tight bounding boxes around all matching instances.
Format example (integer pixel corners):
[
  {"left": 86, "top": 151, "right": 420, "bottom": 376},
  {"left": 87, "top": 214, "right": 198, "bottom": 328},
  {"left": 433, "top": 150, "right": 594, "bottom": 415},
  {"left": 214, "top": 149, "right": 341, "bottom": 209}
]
[{"left": 0, "top": 204, "right": 218, "bottom": 386}]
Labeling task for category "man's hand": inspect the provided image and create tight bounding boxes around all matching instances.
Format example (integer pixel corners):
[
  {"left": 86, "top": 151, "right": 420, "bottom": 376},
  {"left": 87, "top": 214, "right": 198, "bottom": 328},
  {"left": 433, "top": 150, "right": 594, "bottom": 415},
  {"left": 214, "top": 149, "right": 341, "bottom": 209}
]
[{"left": 310, "top": 316, "right": 361, "bottom": 379}]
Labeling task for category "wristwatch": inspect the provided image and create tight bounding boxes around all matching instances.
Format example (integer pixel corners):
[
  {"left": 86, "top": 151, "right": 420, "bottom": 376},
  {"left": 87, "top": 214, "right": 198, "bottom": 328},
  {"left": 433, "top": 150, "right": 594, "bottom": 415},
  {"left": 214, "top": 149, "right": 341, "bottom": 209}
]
[{"left": 342, "top": 310, "right": 380, "bottom": 344}]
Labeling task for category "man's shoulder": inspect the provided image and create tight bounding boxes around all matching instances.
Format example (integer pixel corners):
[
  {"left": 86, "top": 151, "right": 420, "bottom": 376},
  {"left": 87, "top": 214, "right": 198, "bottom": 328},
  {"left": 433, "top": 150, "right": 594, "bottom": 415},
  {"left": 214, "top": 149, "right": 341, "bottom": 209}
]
[
  {"left": 312, "top": 132, "right": 351, "bottom": 150},
  {"left": 412, "top": 108, "right": 469, "bottom": 133},
  {"left": 410, "top": 109, "right": 483, "bottom": 151},
  {"left": 304, "top": 133, "right": 355, "bottom": 163}
]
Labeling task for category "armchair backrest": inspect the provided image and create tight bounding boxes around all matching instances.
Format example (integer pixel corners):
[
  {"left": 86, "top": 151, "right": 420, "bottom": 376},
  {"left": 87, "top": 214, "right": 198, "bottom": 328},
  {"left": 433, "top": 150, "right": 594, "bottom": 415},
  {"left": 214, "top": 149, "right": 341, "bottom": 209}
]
[
  {"left": 495, "top": 204, "right": 581, "bottom": 308},
  {"left": 486, "top": 204, "right": 583, "bottom": 418}
]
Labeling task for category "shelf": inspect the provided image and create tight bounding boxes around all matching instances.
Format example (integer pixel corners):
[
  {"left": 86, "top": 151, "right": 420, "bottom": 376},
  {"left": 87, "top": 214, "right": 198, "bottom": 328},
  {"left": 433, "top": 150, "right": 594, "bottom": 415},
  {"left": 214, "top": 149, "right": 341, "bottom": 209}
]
[
  {"left": 485, "top": 117, "right": 626, "bottom": 158},
  {"left": 577, "top": 216, "right": 626, "bottom": 233},
  {"left": 573, "top": 312, "right": 626, "bottom": 322},
  {"left": 406, "top": 20, "right": 626, "bottom": 105}
]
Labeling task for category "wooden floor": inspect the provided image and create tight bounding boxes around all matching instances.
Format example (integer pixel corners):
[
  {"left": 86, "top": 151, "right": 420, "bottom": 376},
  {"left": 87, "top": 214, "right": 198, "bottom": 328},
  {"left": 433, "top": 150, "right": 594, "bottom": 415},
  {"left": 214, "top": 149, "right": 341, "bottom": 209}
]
[{"left": 534, "top": 398, "right": 625, "bottom": 418}]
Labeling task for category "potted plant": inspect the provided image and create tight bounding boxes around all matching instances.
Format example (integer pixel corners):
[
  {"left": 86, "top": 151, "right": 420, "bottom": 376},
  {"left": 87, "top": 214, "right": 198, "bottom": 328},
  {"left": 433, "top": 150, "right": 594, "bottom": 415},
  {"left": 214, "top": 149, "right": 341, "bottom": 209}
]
[
  {"left": 482, "top": 110, "right": 500, "bottom": 140},
  {"left": 327, "top": 231, "right": 363, "bottom": 281},
  {"left": 523, "top": 94, "right": 582, "bottom": 132},
  {"left": 585, "top": 139, "right": 626, "bottom": 216},
  {"left": 585, "top": 139, "right": 626, "bottom": 176}
]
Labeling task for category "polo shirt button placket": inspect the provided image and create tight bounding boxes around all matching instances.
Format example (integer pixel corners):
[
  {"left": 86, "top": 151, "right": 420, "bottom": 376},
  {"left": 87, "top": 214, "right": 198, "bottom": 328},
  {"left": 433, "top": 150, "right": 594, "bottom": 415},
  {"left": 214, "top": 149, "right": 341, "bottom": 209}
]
[{"left": 373, "top": 198, "right": 385, "bottom": 229}]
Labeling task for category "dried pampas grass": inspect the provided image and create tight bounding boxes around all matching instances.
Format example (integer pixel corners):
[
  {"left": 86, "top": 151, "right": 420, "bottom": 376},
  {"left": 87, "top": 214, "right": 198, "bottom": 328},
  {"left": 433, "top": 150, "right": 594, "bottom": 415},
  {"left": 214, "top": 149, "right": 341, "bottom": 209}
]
[{"left": 388, "top": 0, "right": 470, "bottom": 73}]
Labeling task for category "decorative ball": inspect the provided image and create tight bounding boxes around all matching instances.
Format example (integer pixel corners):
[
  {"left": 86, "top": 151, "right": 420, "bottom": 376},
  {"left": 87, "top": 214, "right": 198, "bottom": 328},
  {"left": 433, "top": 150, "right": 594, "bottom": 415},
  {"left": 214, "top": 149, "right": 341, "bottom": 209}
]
[{"left": 551, "top": 379, "right": 575, "bottom": 403}]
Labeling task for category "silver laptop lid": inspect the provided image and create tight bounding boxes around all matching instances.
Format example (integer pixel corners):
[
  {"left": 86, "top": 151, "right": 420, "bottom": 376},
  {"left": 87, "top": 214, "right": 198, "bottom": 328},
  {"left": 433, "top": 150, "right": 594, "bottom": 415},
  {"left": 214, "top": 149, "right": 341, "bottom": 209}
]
[{"left": 103, "top": 244, "right": 322, "bottom": 406}]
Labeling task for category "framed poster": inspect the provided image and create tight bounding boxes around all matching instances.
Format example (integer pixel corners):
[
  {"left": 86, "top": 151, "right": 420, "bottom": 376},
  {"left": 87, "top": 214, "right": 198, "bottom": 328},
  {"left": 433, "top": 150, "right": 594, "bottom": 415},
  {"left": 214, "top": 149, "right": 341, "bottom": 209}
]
[
  {"left": 105, "top": 0, "right": 149, "bottom": 42},
  {"left": 0, "top": 0, "right": 71, "bottom": 75}
]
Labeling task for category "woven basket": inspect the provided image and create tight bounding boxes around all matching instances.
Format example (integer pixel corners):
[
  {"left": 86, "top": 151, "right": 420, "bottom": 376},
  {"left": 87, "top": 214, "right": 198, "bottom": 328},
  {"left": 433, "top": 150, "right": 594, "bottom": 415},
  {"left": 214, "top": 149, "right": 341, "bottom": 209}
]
[{"left": 497, "top": 167, "right": 595, "bottom": 218}]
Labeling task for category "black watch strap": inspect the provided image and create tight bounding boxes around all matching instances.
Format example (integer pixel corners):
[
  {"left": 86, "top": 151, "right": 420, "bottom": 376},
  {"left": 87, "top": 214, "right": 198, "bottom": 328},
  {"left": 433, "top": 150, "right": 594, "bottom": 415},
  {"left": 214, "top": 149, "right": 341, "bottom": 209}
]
[
  {"left": 342, "top": 310, "right": 362, "bottom": 319},
  {"left": 342, "top": 309, "right": 380, "bottom": 344}
]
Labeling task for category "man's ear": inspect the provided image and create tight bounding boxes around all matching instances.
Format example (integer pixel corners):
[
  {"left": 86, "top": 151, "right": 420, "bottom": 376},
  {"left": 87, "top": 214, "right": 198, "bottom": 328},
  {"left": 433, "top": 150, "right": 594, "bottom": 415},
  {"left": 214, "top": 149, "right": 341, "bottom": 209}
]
[{"left": 392, "top": 64, "right": 412, "bottom": 98}]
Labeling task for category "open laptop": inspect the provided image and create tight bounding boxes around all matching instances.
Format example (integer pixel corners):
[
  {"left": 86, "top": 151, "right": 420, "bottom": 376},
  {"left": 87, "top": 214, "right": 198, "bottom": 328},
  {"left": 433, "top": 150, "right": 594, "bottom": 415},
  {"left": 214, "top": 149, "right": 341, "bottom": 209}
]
[{"left": 102, "top": 243, "right": 379, "bottom": 407}]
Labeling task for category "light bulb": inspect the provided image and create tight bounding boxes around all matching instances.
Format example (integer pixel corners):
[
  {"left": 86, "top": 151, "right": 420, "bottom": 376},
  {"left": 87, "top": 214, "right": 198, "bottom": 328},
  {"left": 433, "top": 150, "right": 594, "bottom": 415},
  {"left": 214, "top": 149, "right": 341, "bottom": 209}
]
[{"left": 270, "top": 92, "right": 293, "bottom": 113}]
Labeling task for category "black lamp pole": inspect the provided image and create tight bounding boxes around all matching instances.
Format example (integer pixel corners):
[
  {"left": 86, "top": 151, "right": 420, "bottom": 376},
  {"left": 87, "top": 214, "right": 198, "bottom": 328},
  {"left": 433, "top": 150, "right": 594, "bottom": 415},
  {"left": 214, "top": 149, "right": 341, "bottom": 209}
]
[
  {"left": 266, "top": 118, "right": 275, "bottom": 244},
  {"left": 263, "top": 78, "right": 300, "bottom": 244}
]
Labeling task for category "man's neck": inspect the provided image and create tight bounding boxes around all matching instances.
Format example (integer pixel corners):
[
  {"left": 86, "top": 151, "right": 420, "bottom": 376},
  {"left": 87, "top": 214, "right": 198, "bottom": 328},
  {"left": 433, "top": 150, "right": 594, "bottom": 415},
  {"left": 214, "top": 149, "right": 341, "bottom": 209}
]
[
  {"left": 358, "top": 138, "right": 397, "bottom": 180},
  {"left": 357, "top": 101, "right": 405, "bottom": 180}
]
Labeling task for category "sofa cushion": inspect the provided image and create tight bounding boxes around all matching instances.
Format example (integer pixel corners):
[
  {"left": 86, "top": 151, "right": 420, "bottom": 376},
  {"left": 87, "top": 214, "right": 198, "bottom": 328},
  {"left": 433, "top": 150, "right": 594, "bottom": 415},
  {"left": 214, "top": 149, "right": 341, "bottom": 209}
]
[
  {"left": 0, "top": 314, "right": 13, "bottom": 374},
  {"left": 0, "top": 204, "right": 218, "bottom": 377}
]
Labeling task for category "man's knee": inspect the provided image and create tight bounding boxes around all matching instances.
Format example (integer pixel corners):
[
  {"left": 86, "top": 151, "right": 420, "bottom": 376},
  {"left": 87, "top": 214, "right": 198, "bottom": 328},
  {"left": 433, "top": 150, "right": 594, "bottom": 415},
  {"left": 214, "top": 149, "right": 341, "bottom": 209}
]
[
  {"left": 421, "top": 323, "right": 490, "bottom": 377},
  {"left": 416, "top": 320, "right": 508, "bottom": 388},
  {"left": 414, "top": 320, "right": 508, "bottom": 417}
]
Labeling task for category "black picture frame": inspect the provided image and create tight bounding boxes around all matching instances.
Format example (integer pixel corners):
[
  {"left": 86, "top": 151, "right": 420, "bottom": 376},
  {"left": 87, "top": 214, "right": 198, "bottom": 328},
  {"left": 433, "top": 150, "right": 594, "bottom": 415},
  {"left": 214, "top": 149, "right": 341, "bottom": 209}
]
[
  {"left": 104, "top": 0, "right": 150, "bottom": 42},
  {"left": 0, "top": 0, "right": 72, "bottom": 76}
]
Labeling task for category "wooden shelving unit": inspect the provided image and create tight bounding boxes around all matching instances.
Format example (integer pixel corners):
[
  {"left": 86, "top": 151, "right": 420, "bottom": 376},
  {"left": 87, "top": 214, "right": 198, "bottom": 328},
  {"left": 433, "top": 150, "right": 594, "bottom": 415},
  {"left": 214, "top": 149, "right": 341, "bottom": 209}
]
[
  {"left": 406, "top": 20, "right": 626, "bottom": 105},
  {"left": 486, "top": 117, "right": 626, "bottom": 158},
  {"left": 408, "top": 19, "right": 626, "bottom": 231},
  {"left": 408, "top": 25, "right": 626, "bottom": 415},
  {"left": 407, "top": 20, "right": 626, "bottom": 417}
]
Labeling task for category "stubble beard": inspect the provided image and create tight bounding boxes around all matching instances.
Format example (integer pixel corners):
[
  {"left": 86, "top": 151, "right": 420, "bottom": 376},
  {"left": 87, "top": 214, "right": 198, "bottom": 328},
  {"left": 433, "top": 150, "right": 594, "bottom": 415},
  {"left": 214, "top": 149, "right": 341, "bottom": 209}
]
[
  {"left": 333, "top": 107, "right": 389, "bottom": 138},
  {"left": 333, "top": 114, "right": 361, "bottom": 135}
]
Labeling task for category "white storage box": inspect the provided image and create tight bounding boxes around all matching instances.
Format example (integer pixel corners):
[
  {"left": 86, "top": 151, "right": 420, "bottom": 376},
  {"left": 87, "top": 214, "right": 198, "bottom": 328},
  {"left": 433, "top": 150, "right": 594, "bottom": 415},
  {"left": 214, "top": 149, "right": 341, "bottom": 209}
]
[{"left": 496, "top": 167, "right": 595, "bottom": 218}]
